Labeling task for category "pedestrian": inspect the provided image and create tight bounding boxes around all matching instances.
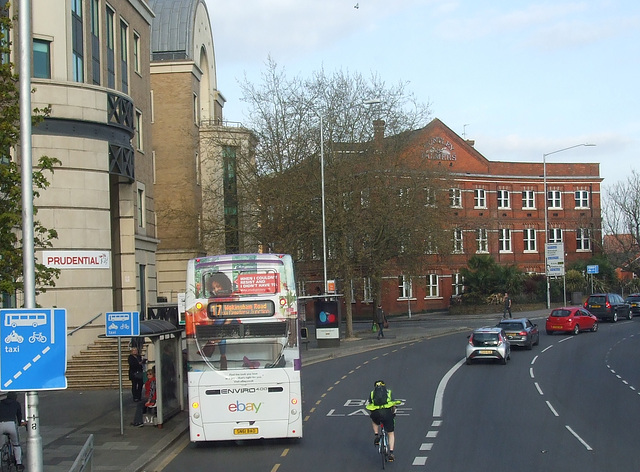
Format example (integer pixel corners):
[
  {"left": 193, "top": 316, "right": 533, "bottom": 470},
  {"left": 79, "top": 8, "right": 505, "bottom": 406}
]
[
  {"left": 503, "top": 292, "right": 512, "bottom": 318},
  {"left": 131, "top": 368, "right": 156, "bottom": 427},
  {"left": 374, "top": 303, "right": 386, "bottom": 340},
  {"left": 0, "top": 392, "right": 26, "bottom": 471},
  {"left": 128, "top": 346, "right": 145, "bottom": 402}
]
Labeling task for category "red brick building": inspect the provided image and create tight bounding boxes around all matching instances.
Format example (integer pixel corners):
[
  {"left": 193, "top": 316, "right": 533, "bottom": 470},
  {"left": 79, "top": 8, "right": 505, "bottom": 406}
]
[{"left": 302, "top": 118, "right": 602, "bottom": 318}]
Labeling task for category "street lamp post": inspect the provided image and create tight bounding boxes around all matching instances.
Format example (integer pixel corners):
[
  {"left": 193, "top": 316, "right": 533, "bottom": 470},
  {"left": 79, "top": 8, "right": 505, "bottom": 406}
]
[{"left": 543, "top": 143, "right": 595, "bottom": 309}]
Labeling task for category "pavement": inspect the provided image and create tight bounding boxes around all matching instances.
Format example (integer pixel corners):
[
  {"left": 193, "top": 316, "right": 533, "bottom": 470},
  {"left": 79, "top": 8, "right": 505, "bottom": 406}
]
[{"left": 27, "top": 307, "right": 549, "bottom": 471}]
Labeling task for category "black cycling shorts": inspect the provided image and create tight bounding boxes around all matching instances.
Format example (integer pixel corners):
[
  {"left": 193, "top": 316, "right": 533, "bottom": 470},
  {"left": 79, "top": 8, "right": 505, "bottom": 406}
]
[{"left": 370, "top": 408, "right": 395, "bottom": 432}]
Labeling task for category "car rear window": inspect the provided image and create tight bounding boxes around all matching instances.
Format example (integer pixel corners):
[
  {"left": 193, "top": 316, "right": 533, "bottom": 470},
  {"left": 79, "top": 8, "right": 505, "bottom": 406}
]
[
  {"left": 472, "top": 333, "right": 499, "bottom": 346},
  {"left": 588, "top": 296, "right": 606, "bottom": 305},
  {"left": 498, "top": 322, "right": 523, "bottom": 330},
  {"left": 626, "top": 296, "right": 640, "bottom": 303},
  {"left": 551, "top": 309, "right": 571, "bottom": 317}
]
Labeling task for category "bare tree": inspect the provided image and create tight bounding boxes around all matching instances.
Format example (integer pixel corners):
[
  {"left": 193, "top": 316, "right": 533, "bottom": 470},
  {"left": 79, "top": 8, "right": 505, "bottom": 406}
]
[
  {"left": 235, "top": 59, "right": 452, "bottom": 337},
  {"left": 602, "top": 170, "right": 640, "bottom": 277}
]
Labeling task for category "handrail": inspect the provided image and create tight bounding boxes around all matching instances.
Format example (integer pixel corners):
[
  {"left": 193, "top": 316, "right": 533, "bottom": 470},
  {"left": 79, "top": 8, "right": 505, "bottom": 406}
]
[{"left": 68, "top": 313, "right": 103, "bottom": 336}]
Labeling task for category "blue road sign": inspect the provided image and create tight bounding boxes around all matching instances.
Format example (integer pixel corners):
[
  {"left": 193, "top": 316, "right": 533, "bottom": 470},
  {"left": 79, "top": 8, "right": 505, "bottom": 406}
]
[
  {"left": 587, "top": 264, "right": 599, "bottom": 274},
  {"left": 105, "top": 311, "right": 140, "bottom": 337},
  {"left": 0, "top": 308, "right": 67, "bottom": 391}
]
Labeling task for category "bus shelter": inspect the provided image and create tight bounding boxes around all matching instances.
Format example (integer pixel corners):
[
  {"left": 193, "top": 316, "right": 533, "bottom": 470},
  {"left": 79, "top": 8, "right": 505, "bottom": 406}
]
[{"left": 133, "top": 320, "right": 184, "bottom": 427}]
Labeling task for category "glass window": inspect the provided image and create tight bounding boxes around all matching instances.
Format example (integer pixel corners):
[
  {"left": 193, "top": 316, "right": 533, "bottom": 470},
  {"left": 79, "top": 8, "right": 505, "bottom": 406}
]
[
  {"left": 33, "top": 39, "right": 51, "bottom": 79},
  {"left": 547, "top": 190, "right": 562, "bottom": 209},
  {"left": 71, "top": 0, "right": 84, "bottom": 82},
  {"left": 449, "top": 188, "right": 462, "bottom": 207},
  {"left": 363, "top": 277, "right": 373, "bottom": 303},
  {"left": 426, "top": 274, "right": 439, "bottom": 298},
  {"left": 499, "top": 228, "right": 512, "bottom": 252},
  {"left": 574, "top": 190, "right": 589, "bottom": 208},
  {"left": 497, "top": 190, "right": 510, "bottom": 209},
  {"left": 133, "top": 32, "right": 140, "bottom": 73},
  {"left": 474, "top": 189, "right": 486, "bottom": 208},
  {"left": 548, "top": 228, "right": 563, "bottom": 243},
  {"left": 522, "top": 190, "right": 536, "bottom": 209},
  {"left": 398, "top": 275, "right": 412, "bottom": 299},
  {"left": 137, "top": 185, "right": 145, "bottom": 228},
  {"left": 577, "top": 228, "right": 591, "bottom": 251},
  {"left": 523, "top": 228, "right": 537, "bottom": 252},
  {"left": 135, "top": 109, "right": 143, "bottom": 151},
  {"left": 476, "top": 228, "right": 488, "bottom": 253},
  {"left": 453, "top": 228, "right": 463, "bottom": 253},
  {"left": 453, "top": 273, "right": 464, "bottom": 296}
]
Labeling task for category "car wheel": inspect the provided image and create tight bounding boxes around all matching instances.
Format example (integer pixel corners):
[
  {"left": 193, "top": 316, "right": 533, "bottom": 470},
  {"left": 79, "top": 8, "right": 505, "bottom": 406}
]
[
  {"left": 612, "top": 312, "right": 618, "bottom": 323},
  {"left": 501, "top": 356, "right": 507, "bottom": 365},
  {"left": 546, "top": 330, "right": 553, "bottom": 335},
  {"left": 627, "top": 310, "right": 633, "bottom": 320},
  {"left": 526, "top": 338, "right": 533, "bottom": 350},
  {"left": 573, "top": 324, "right": 580, "bottom": 335},
  {"left": 591, "top": 322, "right": 598, "bottom": 332},
  {"left": 534, "top": 333, "right": 540, "bottom": 345},
  {"left": 466, "top": 357, "right": 472, "bottom": 365}
]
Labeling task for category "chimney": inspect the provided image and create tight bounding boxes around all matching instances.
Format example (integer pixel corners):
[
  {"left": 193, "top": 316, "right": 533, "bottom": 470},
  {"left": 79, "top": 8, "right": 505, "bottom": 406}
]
[
  {"left": 373, "top": 119, "right": 385, "bottom": 148},
  {"left": 466, "top": 139, "right": 475, "bottom": 147}
]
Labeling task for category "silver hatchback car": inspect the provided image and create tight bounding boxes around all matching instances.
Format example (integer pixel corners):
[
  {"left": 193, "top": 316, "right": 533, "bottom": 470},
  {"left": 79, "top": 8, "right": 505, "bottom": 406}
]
[{"left": 466, "top": 327, "right": 511, "bottom": 365}]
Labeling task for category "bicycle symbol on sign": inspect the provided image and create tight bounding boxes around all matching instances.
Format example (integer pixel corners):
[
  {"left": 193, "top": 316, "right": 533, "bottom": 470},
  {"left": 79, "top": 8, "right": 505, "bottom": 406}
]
[{"left": 29, "top": 332, "right": 47, "bottom": 343}]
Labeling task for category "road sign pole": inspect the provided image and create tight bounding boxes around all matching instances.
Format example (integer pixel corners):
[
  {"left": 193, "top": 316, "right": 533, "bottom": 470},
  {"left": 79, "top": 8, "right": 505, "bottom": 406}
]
[
  {"left": 119, "top": 337, "right": 124, "bottom": 435},
  {"left": 26, "top": 392, "right": 43, "bottom": 471}
]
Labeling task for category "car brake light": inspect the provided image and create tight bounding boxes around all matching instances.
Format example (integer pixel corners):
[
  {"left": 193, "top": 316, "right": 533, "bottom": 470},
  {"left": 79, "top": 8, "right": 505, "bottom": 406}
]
[
  {"left": 468, "top": 335, "right": 474, "bottom": 345},
  {"left": 583, "top": 301, "right": 588, "bottom": 308},
  {"left": 606, "top": 301, "right": 611, "bottom": 309},
  {"left": 518, "top": 330, "right": 527, "bottom": 336}
]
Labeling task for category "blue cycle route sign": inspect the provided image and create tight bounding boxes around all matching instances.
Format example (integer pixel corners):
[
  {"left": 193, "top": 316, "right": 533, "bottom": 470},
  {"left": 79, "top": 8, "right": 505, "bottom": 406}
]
[
  {"left": 105, "top": 311, "right": 140, "bottom": 337},
  {"left": 586, "top": 265, "right": 599, "bottom": 274},
  {"left": 0, "top": 308, "right": 67, "bottom": 391}
]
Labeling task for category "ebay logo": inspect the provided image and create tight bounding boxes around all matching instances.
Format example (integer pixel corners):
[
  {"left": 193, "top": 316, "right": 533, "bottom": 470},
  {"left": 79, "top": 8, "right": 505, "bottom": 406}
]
[{"left": 228, "top": 401, "right": 262, "bottom": 413}]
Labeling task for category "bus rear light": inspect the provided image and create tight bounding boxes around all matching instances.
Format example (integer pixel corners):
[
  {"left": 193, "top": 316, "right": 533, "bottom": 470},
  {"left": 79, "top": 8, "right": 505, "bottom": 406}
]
[
  {"left": 196, "top": 302, "right": 203, "bottom": 310},
  {"left": 191, "top": 401, "right": 200, "bottom": 409},
  {"left": 280, "top": 297, "right": 287, "bottom": 306},
  {"left": 291, "top": 398, "right": 298, "bottom": 405}
]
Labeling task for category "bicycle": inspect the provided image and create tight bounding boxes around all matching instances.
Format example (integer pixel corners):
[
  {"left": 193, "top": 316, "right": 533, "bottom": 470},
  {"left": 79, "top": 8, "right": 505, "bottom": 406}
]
[
  {"left": 377, "top": 422, "right": 389, "bottom": 469},
  {"left": 1, "top": 432, "right": 18, "bottom": 472}
]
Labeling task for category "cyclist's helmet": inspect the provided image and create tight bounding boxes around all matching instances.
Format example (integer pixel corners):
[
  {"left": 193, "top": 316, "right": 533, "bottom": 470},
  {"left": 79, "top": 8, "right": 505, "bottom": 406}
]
[{"left": 374, "top": 380, "right": 385, "bottom": 387}]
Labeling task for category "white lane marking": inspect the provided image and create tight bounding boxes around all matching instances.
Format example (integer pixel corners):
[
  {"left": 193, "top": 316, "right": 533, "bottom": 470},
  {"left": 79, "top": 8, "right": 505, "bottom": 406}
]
[
  {"left": 433, "top": 358, "right": 465, "bottom": 417},
  {"left": 546, "top": 401, "right": 559, "bottom": 416},
  {"left": 542, "top": 345, "right": 554, "bottom": 353},
  {"left": 431, "top": 420, "right": 442, "bottom": 427},
  {"left": 426, "top": 430, "right": 438, "bottom": 438},
  {"left": 566, "top": 425, "right": 593, "bottom": 450},
  {"left": 420, "top": 443, "right": 433, "bottom": 451},
  {"left": 558, "top": 337, "right": 573, "bottom": 343},
  {"left": 531, "top": 355, "right": 539, "bottom": 365},
  {"left": 535, "top": 382, "right": 544, "bottom": 395},
  {"left": 529, "top": 367, "right": 535, "bottom": 379},
  {"left": 413, "top": 457, "right": 428, "bottom": 466}
]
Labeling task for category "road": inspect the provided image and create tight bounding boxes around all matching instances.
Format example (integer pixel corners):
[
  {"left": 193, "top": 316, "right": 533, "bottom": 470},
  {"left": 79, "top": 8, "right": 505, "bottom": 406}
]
[{"left": 158, "top": 316, "right": 640, "bottom": 471}]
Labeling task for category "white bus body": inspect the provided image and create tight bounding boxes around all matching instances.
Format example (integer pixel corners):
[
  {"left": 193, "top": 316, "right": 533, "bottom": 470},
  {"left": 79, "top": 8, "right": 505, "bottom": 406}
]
[{"left": 185, "top": 254, "right": 302, "bottom": 441}]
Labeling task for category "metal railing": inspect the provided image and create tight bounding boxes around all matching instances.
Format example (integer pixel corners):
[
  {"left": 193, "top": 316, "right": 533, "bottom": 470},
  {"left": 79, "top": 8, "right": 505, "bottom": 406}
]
[
  {"left": 68, "top": 313, "right": 103, "bottom": 336},
  {"left": 69, "top": 434, "right": 93, "bottom": 472}
]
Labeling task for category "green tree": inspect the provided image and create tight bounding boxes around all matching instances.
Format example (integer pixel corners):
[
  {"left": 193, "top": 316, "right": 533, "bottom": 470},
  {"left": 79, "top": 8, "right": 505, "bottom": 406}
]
[{"left": 0, "top": 9, "right": 59, "bottom": 301}]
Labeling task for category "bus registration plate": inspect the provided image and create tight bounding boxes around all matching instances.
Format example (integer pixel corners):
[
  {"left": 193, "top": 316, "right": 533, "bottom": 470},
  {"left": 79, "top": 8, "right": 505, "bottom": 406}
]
[{"left": 234, "top": 428, "right": 258, "bottom": 435}]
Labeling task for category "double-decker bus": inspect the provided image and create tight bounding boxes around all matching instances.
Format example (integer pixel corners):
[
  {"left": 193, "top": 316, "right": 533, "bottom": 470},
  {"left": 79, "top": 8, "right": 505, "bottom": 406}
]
[{"left": 185, "top": 254, "right": 303, "bottom": 441}]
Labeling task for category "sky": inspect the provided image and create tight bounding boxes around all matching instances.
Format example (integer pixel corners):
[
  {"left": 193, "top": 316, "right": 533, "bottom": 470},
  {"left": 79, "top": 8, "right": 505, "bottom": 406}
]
[{"left": 205, "top": 0, "right": 639, "bottom": 190}]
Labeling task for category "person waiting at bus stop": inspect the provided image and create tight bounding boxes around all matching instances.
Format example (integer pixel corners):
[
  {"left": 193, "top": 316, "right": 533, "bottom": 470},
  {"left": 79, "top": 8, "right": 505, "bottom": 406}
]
[
  {"left": 0, "top": 392, "right": 26, "bottom": 471},
  {"left": 366, "top": 380, "right": 401, "bottom": 462},
  {"left": 131, "top": 368, "right": 156, "bottom": 427}
]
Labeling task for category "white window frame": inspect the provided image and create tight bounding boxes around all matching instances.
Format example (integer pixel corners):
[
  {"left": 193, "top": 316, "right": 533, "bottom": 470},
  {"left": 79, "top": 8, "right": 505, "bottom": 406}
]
[
  {"left": 426, "top": 274, "right": 439, "bottom": 298},
  {"left": 449, "top": 188, "right": 462, "bottom": 208},
  {"left": 522, "top": 190, "right": 536, "bottom": 209},
  {"left": 577, "top": 228, "right": 591, "bottom": 251},
  {"left": 453, "top": 273, "right": 464, "bottom": 296},
  {"left": 135, "top": 109, "right": 143, "bottom": 151},
  {"left": 363, "top": 277, "right": 373, "bottom": 303},
  {"left": 453, "top": 228, "right": 464, "bottom": 253},
  {"left": 497, "top": 189, "right": 510, "bottom": 209},
  {"left": 523, "top": 228, "right": 537, "bottom": 252},
  {"left": 476, "top": 228, "right": 488, "bottom": 253},
  {"left": 499, "top": 228, "right": 512, "bottom": 252},
  {"left": 548, "top": 228, "right": 563, "bottom": 243},
  {"left": 136, "top": 182, "right": 145, "bottom": 228},
  {"left": 547, "top": 190, "right": 562, "bottom": 209},
  {"left": 574, "top": 190, "right": 589, "bottom": 209},
  {"left": 474, "top": 189, "right": 487, "bottom": 209},
  {"left": 398, "top": 275, "right": 412, "bottom": 299}
]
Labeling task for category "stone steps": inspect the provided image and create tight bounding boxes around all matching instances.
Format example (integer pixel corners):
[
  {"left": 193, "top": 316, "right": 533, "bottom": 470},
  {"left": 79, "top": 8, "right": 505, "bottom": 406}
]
[{"left": 66, "top": 338, "right": 136, "bottom": 390}]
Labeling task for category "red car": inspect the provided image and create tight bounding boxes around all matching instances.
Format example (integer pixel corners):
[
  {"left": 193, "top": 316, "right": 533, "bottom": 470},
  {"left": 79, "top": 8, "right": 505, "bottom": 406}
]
[{"left": 546, "top": 306, "right": 598, "bottom": 335}]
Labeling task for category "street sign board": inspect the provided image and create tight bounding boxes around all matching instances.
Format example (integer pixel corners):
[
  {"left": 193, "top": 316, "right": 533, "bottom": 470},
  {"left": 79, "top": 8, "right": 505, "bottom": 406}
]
[
  {"left": 105, "top": 311, "right": 140, "bottom": 337},
  {"left": 586, "top": 264, "right": 599, "bottom": 274},
  {"left": 0, "top": 308, "right": 67, "bottom": 391},
  {"left": 545, "top": 242, "right": 565, "bottom": 277}
]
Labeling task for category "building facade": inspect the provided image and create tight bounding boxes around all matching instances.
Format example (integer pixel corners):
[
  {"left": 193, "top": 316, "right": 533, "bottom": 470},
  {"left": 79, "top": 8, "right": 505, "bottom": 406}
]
[
  {"left": 300, "top": 118, "right": 602, "bottom": 318},
  {"left": 8, "top": 0, "right": 157, "bottom": 356},
  {"left": 149, "top": 0, "right": 257, "bottom": 304}
]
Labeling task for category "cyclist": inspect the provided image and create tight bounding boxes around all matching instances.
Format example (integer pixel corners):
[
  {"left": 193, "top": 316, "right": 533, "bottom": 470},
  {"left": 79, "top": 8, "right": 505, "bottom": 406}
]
[
  {"left": 0, "top": 392, "right": 25, "bottom": 471},
  {"left": 366, "top": 380, "right": 401, "bottom": 462}
]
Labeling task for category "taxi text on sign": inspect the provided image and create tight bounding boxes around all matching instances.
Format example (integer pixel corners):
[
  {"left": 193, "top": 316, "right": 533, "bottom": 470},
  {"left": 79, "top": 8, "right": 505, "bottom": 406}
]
[{"left": 0, "top": 308, "right": 67, "bottom": 391}]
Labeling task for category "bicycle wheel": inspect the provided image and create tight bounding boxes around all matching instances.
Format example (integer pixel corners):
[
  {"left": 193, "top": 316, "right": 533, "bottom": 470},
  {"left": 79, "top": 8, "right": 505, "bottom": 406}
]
[
  {"left": 1, "top": 442, "right": 15, "bottom": 472},
  {"left": 379, "top": 429, "right": 387, "bottom": 469}
]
